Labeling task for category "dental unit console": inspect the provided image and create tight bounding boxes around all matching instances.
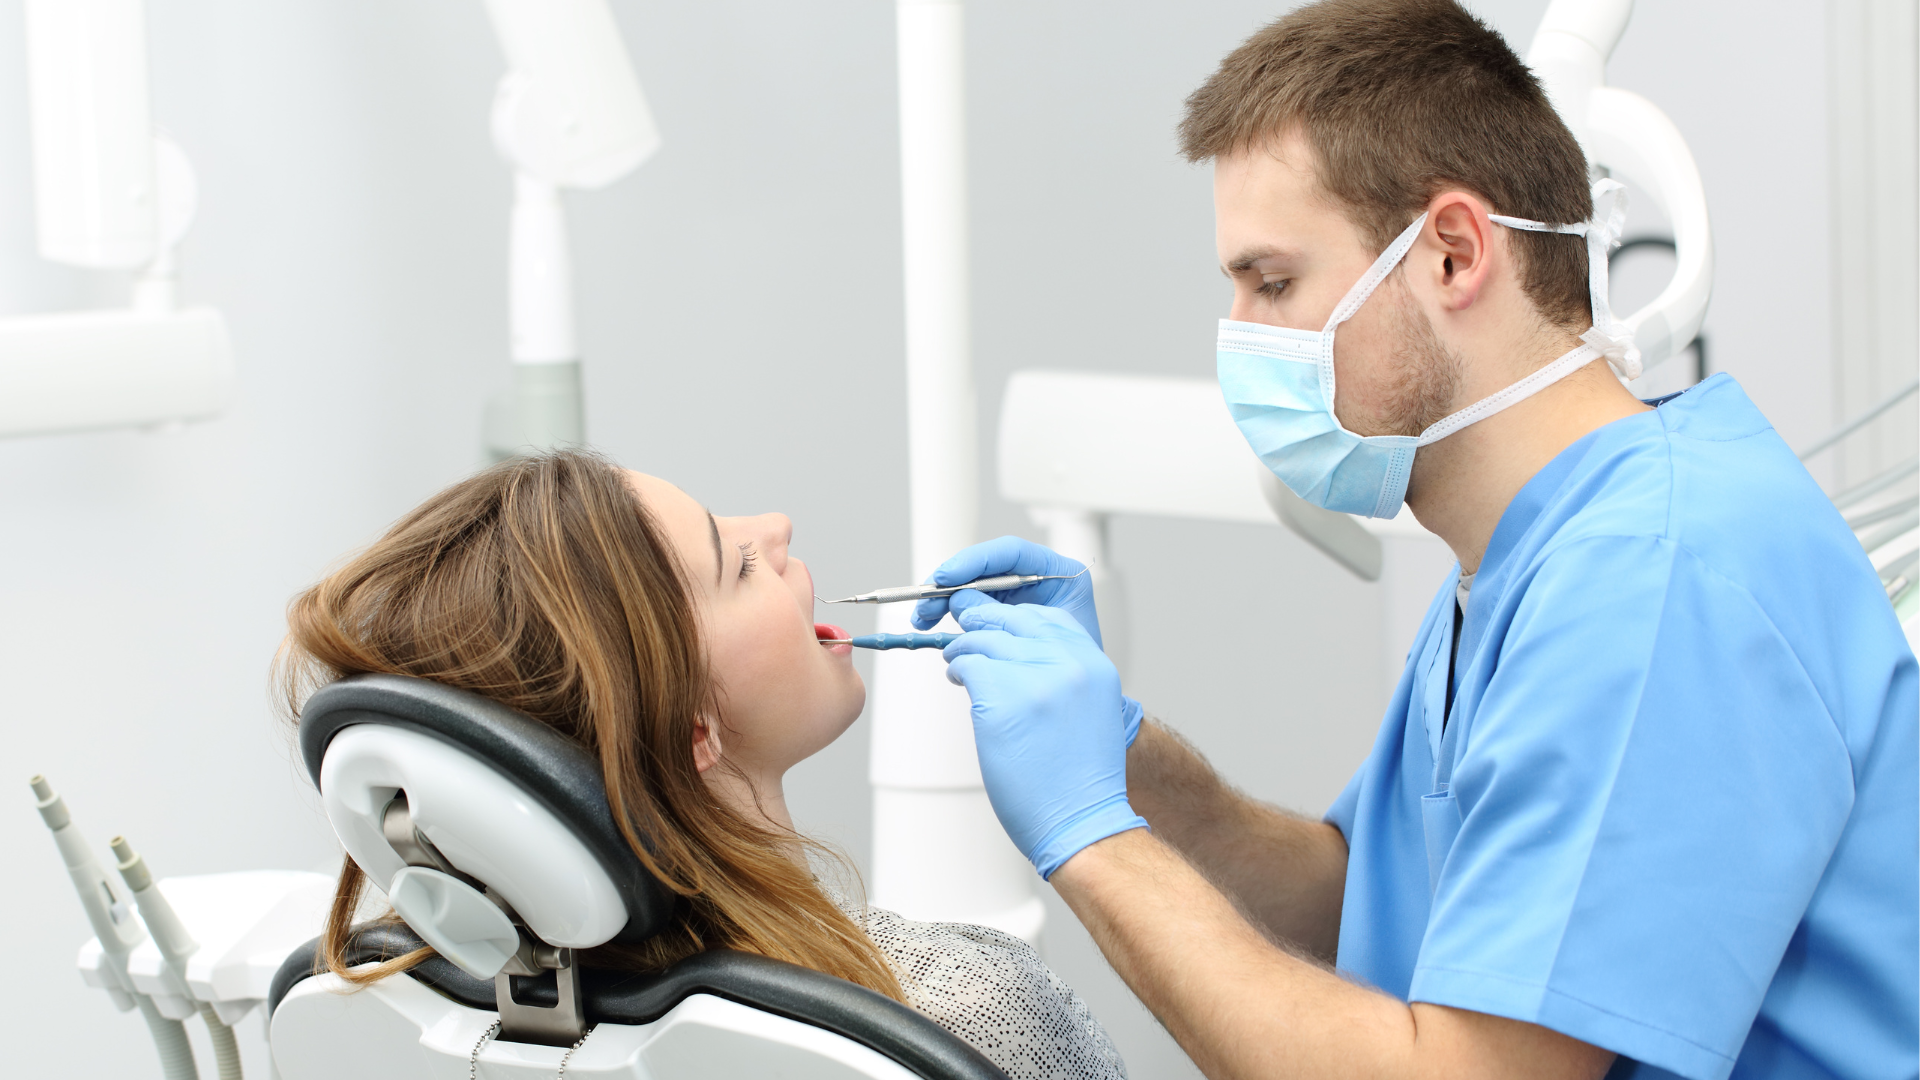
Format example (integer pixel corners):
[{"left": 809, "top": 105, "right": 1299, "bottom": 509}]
[{"left": 31, "top": 776, "right": 333, "bottom": 1080}]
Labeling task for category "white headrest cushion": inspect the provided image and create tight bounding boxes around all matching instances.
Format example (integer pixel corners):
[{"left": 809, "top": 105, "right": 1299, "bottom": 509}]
[{"left": 320, "top": 725, "right": 629, "bottom": 949}]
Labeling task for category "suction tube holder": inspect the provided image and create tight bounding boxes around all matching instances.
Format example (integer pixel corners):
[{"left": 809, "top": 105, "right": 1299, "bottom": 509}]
[
  {"left": 30, "top": 777, "right": 201, "bottom": 1080},
  {"left": 1526, "top": 0, "right": 1712, "bottom": 372},
  {"left": 112, "top": 836, "right": 246, "bottom": 1080}
]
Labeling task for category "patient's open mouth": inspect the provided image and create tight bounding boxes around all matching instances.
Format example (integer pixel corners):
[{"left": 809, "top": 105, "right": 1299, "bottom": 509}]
[{"left": 815, "top": 623, "right": 853, "bottom": 654}]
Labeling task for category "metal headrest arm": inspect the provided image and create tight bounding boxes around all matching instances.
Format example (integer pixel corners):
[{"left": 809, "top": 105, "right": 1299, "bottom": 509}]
[{"left": 379, "top": 793, "right": 586, "bottom": 1044}]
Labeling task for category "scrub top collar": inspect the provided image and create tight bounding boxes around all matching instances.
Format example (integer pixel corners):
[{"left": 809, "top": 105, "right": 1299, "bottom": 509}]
[{"left": 1454, "top": 390, "right": 1680, "bottom": 668}]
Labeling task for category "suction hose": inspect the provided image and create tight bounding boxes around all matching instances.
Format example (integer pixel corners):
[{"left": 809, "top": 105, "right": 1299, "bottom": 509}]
[
  {"left": 114, "top": 835, "right": 245, "bottom": 1080},
  {"left": 200, "top": 1002, "right": 245, "bottom": 1080},
  {"left": 133, "top": 988, "right": 199, "bottom": 1080},
  {"left": 29, "top": 778, "right": 201, "bottom": 1080}
]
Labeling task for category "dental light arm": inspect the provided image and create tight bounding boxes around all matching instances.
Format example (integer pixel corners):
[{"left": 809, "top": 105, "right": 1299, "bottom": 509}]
[
  {"left": 480, "top": 0, "right": 660, "bottom": 456},
  {"left": 0, "top": 0, "right": 234, "bottom": 440},
  {"left": 1526, "top": 0, "right": 1713, "bottom": 371}
]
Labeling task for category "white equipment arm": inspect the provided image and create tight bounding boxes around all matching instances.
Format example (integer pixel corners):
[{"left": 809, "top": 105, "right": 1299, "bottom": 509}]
[
  {"left": 0, "top": 0, "right": 234, "bottom": 440},
  {"left": 1527, "top": 0, "right": 1713, "bottom": 370},
  {"left": 998, "top": 370, "right": 1393, "bottom": 583},
  {"left": 480, "top": 0, "right": 659, "bottom": 454}
]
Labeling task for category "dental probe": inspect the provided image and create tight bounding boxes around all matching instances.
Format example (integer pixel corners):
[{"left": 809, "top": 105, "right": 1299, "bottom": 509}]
[
  {"left": 818, "top": 564, "right": 1090, "bottom": 605},
  {"left": 818, "top": 633, "right": 960, "bottom": 650}
]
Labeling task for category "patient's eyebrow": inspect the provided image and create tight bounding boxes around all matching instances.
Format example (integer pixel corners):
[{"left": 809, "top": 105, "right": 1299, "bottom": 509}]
[{"left": 707, "top": 511, "right": 723, "bottom": 586}]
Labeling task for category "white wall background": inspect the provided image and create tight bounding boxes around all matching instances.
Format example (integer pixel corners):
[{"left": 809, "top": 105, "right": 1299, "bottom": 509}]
[{"left": 1, "top": 2, "right": 1829, "bottom": 1078}]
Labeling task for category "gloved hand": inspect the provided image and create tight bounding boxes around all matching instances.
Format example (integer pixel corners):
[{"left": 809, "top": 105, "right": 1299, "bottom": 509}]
[
  {"left": 915, "top": 536, "right": 1144, "bottom": 746},
  {"left": 942, "top": 592, "right": 1149, "bottom": 879},
  {"left": 913, "top": 536, "right": 1103, "bottom": 644}
]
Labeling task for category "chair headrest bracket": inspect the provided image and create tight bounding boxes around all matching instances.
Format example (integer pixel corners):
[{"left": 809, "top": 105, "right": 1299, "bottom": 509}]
[{"left": 495, "top": 946, "right": 585, "bottom": 1046}]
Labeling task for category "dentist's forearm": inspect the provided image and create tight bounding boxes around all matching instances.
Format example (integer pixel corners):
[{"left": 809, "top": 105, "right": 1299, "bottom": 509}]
[
  {"left": 1125, "top": 719, "right": 1347, "bottom": 959},
  {"left": 1048, "top": 830, "right": 1614, "bottom": 1080}
]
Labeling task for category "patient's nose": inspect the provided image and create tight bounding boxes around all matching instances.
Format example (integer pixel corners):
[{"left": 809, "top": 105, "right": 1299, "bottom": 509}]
[{"left": 749, "top": 513, "right": 792, "bottom": 570}]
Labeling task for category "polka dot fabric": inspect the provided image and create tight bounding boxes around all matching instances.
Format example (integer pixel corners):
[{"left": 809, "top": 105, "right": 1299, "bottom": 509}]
[{"left": 849, "top": 904, "right": 1130, "bottom": 1080}]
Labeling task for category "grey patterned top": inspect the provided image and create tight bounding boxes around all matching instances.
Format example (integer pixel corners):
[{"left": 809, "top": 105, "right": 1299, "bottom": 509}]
[{"left": 848, "top": 904, "right": 1130, "bottom": 1080}]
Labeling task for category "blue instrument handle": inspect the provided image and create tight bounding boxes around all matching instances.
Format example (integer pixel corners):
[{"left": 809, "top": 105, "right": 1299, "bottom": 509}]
[{"left": 848, "top": 632, "right": 960, "bottom": 651}]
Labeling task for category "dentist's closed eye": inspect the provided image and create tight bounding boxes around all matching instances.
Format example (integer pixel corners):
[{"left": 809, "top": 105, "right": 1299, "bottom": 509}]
[{"left": 737, "top": 542, "right": 759, "bottom": 580}]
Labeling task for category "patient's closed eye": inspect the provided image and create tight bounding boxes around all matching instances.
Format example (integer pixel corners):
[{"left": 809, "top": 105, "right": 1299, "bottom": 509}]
[{"left": 738, "top": 542, "right": 759, "bottom": 579}]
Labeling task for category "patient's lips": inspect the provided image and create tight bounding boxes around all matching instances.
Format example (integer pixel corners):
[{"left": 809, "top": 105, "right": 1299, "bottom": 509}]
[{"left": 815, "top": 623, "right": 853, "bottom": 655}]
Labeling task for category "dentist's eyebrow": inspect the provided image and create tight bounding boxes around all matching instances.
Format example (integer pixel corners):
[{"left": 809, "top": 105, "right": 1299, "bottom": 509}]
[
  {"left": 1225, "top": 245, "right": 1296, "bottom": 275},
  {"left": 707, "top": 511, "right": 723, "bottom": 586}
]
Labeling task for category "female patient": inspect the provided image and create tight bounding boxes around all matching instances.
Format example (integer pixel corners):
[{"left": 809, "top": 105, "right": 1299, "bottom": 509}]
[{"left": 280, "top": 449, "right": 1127, "bottom": 1080}]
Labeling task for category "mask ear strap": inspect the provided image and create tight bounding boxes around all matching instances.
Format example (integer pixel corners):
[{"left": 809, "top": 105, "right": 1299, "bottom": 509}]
[
  {"left": 1491, "top": 178, "right": 1641, "bottom": 380},
  {"left": 1322, "top": 213, "right": 1430, "bottom": 333}
]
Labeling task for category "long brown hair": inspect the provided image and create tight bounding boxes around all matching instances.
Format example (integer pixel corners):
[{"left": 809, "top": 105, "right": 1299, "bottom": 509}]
[{"left": 279, "top": 450, "right": 904, "bottom": 1000}]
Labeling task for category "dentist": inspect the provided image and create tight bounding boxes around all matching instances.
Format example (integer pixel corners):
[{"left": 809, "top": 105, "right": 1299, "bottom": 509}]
[{"left": 914, "top": 2, "right": 1918, "bottom": 1079}]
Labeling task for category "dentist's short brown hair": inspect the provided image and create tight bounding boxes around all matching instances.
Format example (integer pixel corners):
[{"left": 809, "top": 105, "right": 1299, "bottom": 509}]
[{"left": 1180, "top": 0, "right": 1595, "bottom": 331}]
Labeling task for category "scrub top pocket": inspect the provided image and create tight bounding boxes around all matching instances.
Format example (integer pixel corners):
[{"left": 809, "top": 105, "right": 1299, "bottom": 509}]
[{"left": 1420, "top": 788, "right": 1463, "bottom": 897}]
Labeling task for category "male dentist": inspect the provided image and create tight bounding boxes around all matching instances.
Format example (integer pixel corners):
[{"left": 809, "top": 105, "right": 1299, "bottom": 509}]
[{"left": 914, "top": 2, "right": 1919, "bottom": 1078}]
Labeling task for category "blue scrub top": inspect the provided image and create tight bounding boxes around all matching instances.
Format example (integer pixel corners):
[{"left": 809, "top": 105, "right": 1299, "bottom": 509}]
[{"left": 1326, "top": 375, "right": 1918, "bottom": 1080}]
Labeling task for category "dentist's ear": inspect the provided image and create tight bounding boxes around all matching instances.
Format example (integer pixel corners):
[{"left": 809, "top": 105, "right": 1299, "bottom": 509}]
[
  {"left": 692, "top": 716, "right": 724, "bottom": 773},
  {"left": 1423, "top": 191, "right": 1496, "bottom": 311}
]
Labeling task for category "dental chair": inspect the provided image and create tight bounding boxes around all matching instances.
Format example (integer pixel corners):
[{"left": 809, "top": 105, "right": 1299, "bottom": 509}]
[{"left": 268, "top": 673, "right": 1008, "bottom": 1080}]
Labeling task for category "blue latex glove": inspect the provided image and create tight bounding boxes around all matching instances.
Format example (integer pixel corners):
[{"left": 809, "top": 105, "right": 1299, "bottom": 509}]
[
  {"left": 942, "top": 592, "right": 1149, "bottom": 879},
  {"left": 915, "top": 536, "right": 1144, "bottom": 745},
  {"left": 912, "top": 536, "right": 1103, "bottom": 644}
]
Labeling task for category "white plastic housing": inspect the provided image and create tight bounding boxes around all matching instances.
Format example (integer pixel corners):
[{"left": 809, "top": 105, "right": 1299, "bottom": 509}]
[
  {"left": 274, "top": 975, "right": 920, "bottom": 1080},
  {"left": 0, "top": 309, "right": 232, "bottom": 438},
  {"left": 23, "top": 0, "right": 157, "bottom": 268},
  {"left": 319, "top": 724, "right": 629, "bottom": 950},
  {"left": 483, "top": 0, "right": 660, "bottom": 189},
  {"left": 997, "top": 369, "right": 1428, "bottom": 553},
  {"left": 870, "top": 0, "right": 1042, "bottom": 943},
  {"left": 869, "top": 787, "right": 1045, "bottom": 942},
  {"left": 509, "top": 174, "right": 576, "bottom": 363},
  {"left": 81, "top": 870, "right": 332, "bottom": 1026},
  {"left": 1526, "top": 0, "right": 1713, "bottom": 370}
]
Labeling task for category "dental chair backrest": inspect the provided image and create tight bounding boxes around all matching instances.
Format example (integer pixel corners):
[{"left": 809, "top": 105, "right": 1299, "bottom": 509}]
[{"left": 269, "top": 673, "right": 1009, "bottom": 1080}]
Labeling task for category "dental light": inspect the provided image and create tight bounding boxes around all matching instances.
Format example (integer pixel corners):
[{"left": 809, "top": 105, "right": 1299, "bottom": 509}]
[
  {"left": 0, "top": 0, "right": 234, "bottom": 440},
  {"left": 478, "top": 0, "right": 661, "bottom": 458}
]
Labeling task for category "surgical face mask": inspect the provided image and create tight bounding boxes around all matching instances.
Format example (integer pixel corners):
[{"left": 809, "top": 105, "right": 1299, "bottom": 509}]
[{"left": 1218, "top": 178, "right": 1637, "bottom": 519}]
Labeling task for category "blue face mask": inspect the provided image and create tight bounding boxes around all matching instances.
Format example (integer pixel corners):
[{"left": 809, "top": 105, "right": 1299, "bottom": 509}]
[{"left": 1218, "top": 179, "right": 1638, "bottom": 520}]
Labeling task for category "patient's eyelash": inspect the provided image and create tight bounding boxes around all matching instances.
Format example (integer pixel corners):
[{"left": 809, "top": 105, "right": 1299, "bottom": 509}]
[{"left": 737, "top": 542, "right": 758, "bottom": 579}]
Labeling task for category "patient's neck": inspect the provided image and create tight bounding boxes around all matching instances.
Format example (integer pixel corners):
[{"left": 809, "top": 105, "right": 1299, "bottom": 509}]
[{"left": 705, "top": 764, "right": 808, "bottom": 864}]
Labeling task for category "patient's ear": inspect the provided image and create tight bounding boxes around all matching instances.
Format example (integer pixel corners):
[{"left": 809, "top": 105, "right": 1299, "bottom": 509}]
[{"left": 691, "top": 717, "right": 723, "bottom": 773}]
